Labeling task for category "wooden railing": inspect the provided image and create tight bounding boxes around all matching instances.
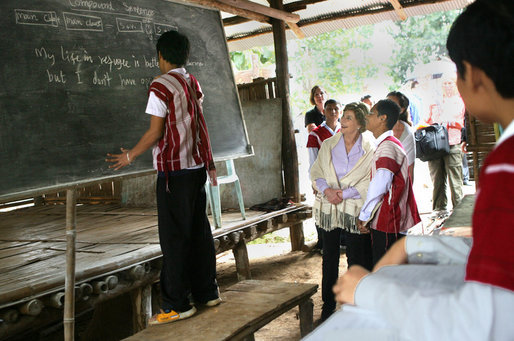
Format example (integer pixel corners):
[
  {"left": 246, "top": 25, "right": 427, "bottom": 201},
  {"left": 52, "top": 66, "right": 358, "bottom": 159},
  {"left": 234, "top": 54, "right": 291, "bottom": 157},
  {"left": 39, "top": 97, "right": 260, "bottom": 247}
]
[
  {"left": 237, "top": 77, "right": 278, "bottom": 102},
  {"left": 466, "top": 113, "right": 497, "bottom": 185}
]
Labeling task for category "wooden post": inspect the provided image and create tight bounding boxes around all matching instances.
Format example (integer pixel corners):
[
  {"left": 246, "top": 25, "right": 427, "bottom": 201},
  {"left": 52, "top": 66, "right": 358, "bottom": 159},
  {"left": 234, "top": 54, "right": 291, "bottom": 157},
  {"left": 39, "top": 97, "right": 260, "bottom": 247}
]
[
  {"left": 468, "top": 114, "right": 480, "bottom": 188},
  {"left": 298, "top": 298, "right": 314, "bottom": 337},
  {"left": 233, "top": 240, "right": 251, "bottom": 281},
  {"left": 270, "top": 0, "right": 304, "bottom": 251},
  {"left": 64, "top": 188, "right": 77, "bottom": 341},
  {"left": 131, "top": 284, "right": 152, "bottom": 332},
  {"left": 289, "top": 223, "right": 306, "bottom": 251}
]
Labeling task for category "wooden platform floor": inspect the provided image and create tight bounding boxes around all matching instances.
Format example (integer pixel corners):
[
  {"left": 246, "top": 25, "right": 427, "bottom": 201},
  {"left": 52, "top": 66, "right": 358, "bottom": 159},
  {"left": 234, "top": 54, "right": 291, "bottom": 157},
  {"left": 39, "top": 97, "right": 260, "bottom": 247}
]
[{"left": 0, "top": 203, "right": 308, "bottom": 309}]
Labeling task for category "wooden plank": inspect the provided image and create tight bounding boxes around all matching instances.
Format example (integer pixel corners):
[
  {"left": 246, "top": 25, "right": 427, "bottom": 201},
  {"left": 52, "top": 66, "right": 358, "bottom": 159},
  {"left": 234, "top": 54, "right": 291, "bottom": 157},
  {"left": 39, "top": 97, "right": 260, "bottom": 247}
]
[{"left": 124, "top": 280, "right": 317, "bottom": 341}]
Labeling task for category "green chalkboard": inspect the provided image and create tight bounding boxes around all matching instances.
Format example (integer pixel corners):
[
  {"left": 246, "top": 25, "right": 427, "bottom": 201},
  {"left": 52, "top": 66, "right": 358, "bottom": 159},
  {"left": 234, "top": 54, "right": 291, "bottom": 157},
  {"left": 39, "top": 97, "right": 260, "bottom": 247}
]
[{"left": 0, "top": 0, "right": 251, "bottom": 202}]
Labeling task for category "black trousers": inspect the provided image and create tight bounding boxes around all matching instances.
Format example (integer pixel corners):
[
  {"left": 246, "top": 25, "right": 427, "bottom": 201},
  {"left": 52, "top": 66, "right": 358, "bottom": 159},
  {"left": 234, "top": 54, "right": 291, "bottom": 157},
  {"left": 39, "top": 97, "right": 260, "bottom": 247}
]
[
  {"left": 156, "top": 168, "right": 219, "bottom": 312},
  {"left": 321, "top": 228, "right": 374, "bottom": 319},
  {"left": 371, "top": 229, "right": 405, "bottom": 266},
  {"left": 344, "top": 231, "right": 373, "bottom": 271},
  {"left": 321, "top": 228, "right": 342, "bottom": 319}
]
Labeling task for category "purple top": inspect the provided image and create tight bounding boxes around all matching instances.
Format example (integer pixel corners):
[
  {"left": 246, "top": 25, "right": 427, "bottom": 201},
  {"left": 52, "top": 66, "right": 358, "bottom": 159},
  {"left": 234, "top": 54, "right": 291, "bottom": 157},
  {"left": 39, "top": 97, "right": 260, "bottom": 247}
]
[{"left": 316, "top": 134, "right": 364, "bottom": 199}]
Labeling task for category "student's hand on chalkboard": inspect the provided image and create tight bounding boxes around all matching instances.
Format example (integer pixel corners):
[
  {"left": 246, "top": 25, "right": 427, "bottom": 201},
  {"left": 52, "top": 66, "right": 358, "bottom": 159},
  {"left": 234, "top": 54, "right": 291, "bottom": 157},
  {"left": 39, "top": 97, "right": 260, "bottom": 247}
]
[
  {"left": 106, "top": 148, "right": 132, "bottom": 170},
  {"left": 208, "top": 169, "right": 217, "bottom": 186}
]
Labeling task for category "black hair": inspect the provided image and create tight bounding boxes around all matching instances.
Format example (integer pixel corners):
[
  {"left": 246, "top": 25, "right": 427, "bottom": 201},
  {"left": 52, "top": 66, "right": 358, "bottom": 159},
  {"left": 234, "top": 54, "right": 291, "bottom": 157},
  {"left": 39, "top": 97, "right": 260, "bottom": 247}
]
[
  {"left": 374, "top": 99, "right": 400, "bottom": 130},
  {"left": 324, "top": 98, "right": 341, "bottom": 108},
  {"left": 387, "top": 91, "right": 410, "bottom": 123},
  {"left": 360, "top": 94, "right": 371, "bottom": 102},
  {"left": 447, "top": 0, "right": 514, "bottom": 98},
  {"left": 156, "top": 30, "right": 190, "bottom": 67}
]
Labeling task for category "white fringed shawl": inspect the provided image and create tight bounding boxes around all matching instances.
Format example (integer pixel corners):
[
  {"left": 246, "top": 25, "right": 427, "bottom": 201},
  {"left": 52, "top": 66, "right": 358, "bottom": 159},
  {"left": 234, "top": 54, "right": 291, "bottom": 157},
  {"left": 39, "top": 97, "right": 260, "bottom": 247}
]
[{"left": 310, "top": 132, "right": 375, "bottom": 232}]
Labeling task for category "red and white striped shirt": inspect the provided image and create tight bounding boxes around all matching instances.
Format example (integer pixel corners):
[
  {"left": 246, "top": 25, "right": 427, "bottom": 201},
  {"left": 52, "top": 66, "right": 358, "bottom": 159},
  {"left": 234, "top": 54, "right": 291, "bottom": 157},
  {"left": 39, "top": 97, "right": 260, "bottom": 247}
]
[
  {"left": 369, "top": 135, "right": 421, "bottom": 233},
  {"left": 146, "top": 68, "right": 215, "bottom": 172},
  {"left": 306, "top": 122, "right": 340, "bottom": 169}
]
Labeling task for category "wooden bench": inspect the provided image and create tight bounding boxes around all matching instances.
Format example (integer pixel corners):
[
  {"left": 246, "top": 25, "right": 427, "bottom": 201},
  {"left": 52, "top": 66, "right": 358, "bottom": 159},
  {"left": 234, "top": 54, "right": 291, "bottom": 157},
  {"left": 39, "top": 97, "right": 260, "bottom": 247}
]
[{"left": 124, "top": 280, "right": 318, "bottom": 341}]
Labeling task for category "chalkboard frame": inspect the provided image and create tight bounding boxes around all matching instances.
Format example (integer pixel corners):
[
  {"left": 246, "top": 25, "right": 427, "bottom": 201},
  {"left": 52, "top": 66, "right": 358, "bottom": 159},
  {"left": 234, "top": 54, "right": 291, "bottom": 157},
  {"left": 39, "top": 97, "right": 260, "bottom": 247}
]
[{"left": 0, "top": 0, "right": 253, "bottom": 203}]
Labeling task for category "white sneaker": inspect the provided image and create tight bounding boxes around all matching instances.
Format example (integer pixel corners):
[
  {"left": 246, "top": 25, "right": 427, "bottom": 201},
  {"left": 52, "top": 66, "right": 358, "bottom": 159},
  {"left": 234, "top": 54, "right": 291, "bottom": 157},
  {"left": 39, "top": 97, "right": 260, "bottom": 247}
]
[{"left": 205, "top": 297, "right": 222, "bottom": 307}]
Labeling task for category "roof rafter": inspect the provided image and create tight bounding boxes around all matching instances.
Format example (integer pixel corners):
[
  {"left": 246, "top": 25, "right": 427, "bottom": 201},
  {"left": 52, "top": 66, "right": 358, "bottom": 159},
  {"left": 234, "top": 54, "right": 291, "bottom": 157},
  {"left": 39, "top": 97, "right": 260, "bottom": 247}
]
[
  {"left": 223, "top": 0, "right": 328, "bottom": 27},
  {"left": 227, "top": 0, "right": 446, "bottom": 42},
  {"left": 219, "top": 0, "right": 300, "bottom": 23},
  {"left": 389, "top": 0, "right": 408, "bottom": 20}
]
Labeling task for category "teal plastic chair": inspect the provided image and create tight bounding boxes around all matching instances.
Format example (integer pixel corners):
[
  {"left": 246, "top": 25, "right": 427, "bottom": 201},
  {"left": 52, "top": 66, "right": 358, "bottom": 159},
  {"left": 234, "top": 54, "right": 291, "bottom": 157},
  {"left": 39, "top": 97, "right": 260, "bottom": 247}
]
[{"left": 205, "top": 160, "right": 246, "bottom": 228}]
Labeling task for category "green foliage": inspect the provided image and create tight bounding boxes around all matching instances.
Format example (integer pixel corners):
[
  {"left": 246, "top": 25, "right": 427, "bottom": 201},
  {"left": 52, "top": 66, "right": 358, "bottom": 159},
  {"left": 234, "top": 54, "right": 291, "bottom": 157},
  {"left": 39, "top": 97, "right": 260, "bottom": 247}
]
[
  {"left": 287, "top": 25, "right": 379, "bottom": 115},
  {"left": 229, "top": 10, "right": 462, "bottom": 115},
  {"left": 388, "top": 10, "right": 462, "bottom": 87},
  {"left": 230, "top": 47, "right": 276, "bottom": 71},
  {"left": 289, "top": 25, "right": 377, "bottom": 99},
  {"left": 248, "top": 231, "right": 289, "bottom": 245},
  {"left": 230, "top": 51, "right": 251, "bottom": 70}
]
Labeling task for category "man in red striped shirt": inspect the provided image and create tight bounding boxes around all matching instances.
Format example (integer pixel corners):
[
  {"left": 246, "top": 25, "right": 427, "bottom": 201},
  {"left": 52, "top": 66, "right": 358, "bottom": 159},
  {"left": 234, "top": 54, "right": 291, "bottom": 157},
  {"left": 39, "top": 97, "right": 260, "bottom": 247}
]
[
  {"left": 306, "top": 99, "right": 342, "bottom": 170},
  {"left": 357, "top": 99, "right": 421, "bottom": 265},
  {"left": 106, "top": 30, "right": 220, "bottom": 325}
]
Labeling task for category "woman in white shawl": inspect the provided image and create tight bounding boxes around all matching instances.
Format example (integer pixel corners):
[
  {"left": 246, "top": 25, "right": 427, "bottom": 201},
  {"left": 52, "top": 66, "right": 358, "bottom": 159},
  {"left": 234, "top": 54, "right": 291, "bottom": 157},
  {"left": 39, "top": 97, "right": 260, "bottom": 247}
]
[{"left": 310, "top": 102, "right": 375, "bottom": 321}]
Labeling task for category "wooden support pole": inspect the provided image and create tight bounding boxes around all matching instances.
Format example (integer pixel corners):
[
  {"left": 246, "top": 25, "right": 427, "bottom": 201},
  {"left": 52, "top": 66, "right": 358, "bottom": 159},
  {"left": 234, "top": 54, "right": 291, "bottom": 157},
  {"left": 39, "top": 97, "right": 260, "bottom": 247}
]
[
  {"left": 233, "top": 239, "right": 252, "bottom": 281},
  {"left": 131, "top": 284, "right": 152, "bottom": 332},
  {"left": 289, "top": 222, "right": 305, "bottom": 251},
  {"left": 270, "top": 0, "right": 300, "bottom": 203},
  {"left": 270, "top": 0, "right": 304, "bottom": 251},
  {"left": 64, "top": 188, "right": 77, "bottom": 341},
  {"left": 298, "top": 298, "right": 314, "bottom": 337}
]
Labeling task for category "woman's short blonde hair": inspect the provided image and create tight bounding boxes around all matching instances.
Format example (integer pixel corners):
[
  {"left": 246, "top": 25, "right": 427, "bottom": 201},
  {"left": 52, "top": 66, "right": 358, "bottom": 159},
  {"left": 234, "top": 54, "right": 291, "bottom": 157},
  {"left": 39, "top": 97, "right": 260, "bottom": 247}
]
[
  {"left": 343, "top": 102, "right": 369, "bottom": 133},
  {"left": 309, "top": 85, "right": 327, "bottom": 106}
]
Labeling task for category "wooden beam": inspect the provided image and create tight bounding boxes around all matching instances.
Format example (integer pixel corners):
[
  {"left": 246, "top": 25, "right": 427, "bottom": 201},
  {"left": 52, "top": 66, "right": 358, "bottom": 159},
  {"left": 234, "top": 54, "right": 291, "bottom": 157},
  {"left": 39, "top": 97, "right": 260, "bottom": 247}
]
[
  {"left": 223, "top": 15, "right": 251, "bottom": 26},
  {"left": 222, "top": 0, "right": 326, "bottom": 27},
  {"left": 285, "top": 0, "right": 328, "bottom": 12},
  {"left": 218, "top": 0, "right": 300, "bottom": 23},
  {"left": 388, "top": 0, "right": 407, "bottom": 20},
  {"left": 186, "top": 0, "right": 270, "bottom": 23},
  {"left": 227, "top": 0, "right": 425, "bottom": 42},
  {"left": 286, "top": 21, "right": 305, "bottom": 39}
]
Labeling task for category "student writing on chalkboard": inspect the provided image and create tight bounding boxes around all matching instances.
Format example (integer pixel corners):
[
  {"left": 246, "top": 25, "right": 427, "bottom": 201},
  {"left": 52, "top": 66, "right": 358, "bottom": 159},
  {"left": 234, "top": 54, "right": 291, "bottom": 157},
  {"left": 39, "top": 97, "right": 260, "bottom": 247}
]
[{"left": 106, "top": 30, "right": 221, "bottom": 325}]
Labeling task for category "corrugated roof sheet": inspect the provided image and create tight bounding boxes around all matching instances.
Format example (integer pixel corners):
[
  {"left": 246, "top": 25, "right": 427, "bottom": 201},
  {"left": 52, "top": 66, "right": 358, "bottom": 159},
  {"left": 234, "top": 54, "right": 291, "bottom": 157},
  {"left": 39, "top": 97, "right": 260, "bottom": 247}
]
[{"left": 224, "top": 0, "right": 474, "bottom": 51}]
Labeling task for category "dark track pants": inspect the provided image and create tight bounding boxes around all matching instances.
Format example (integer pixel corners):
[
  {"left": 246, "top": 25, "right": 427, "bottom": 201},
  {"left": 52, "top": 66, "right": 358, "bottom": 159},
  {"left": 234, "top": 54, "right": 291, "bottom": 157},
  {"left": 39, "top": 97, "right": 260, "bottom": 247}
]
[{"left": 156, "top": 168, "right": 219, "bottom": 312}]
